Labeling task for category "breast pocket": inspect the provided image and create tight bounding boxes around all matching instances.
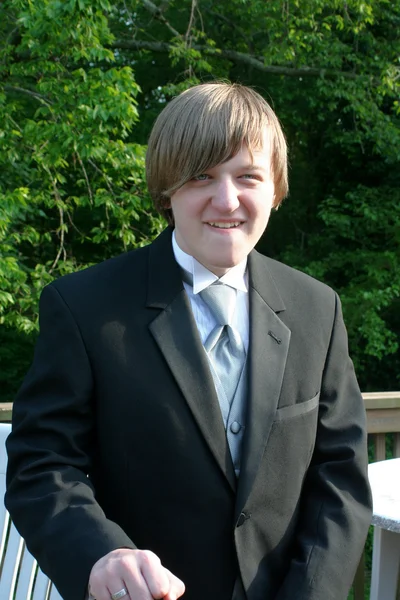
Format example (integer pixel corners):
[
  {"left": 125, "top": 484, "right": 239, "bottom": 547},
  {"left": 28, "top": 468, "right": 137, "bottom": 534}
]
[{"left": 274, "top": 391, "right": 320, "bottom": 421}]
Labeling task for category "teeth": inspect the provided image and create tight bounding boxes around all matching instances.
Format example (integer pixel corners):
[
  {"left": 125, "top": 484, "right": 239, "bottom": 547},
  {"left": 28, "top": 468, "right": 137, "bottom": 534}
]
[{"left": 208, "top": 222, "right": 241, "bottom": 229}]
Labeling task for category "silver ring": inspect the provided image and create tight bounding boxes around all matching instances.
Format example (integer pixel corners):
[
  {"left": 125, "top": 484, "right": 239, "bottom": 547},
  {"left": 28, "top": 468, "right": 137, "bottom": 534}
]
[{"left": 111, "top": 588, "right": 128, "bottom": 600}]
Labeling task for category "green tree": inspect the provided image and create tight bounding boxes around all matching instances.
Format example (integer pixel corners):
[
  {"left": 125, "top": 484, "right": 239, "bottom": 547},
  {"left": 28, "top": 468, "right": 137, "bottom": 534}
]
[
  {"left": 1, "top": 0, "right": 399, "bottom": 400},
  {"left": 0, "top": 0, "right": 164, "bottom": 331},
  {"left": 0, "top": 0, "right": 166, "bottom": 398}
]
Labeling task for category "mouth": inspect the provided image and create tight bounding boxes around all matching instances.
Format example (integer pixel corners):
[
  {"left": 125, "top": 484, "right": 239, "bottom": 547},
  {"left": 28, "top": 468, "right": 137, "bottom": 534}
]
[{"left": 206, "top": 222, "right": 243, "bottom": 229}]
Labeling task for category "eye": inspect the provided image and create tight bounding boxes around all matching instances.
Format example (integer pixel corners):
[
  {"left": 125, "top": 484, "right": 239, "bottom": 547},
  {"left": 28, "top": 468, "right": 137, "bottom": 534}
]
[
  {"left": 240, "top": 173, "right": 260, "bottom": 180},
  {"left": 193, "top": 174, "right": 210, "bottom": 181}
]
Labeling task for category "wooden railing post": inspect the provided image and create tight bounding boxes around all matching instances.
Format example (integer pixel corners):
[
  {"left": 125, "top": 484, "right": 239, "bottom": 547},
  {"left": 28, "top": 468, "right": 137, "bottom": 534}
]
[
  {"left": 394, "top": 432, "right": 400, "bottom": 459},
  {"left": 374, "top": 433, "right": 386, "bottom": 462},
  {"left": 0, "top": 403, "right": 12, "bottom": 423},
  {"left": 364, "top": 393, "right": 400, "bottom": 456}
]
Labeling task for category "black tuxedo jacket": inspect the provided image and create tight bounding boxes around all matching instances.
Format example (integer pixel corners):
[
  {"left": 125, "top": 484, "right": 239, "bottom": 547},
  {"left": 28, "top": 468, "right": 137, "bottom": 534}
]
[{"left": 6, "top": 228, "right": 372, "bottom": 600}]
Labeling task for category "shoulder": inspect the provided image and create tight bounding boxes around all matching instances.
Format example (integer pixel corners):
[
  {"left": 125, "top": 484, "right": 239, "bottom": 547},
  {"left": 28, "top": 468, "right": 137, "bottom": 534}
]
[
  {"left": 251, "top": 250, "right": 335, "bottom": 297},
  {"left": 48, "top": 227, "right": 174, "bottom": 299},
  {"left": 40, "top": 245, "right": 151, "bottom": 319},
  {"left": 264, "top": 255, "right": 334, "bottom": 297},
  {"left": 249, "top": 250, "right": 338, "bottom": 325},
  {"left": 53, "top": 245, "right": 149, "bottom": 292}
]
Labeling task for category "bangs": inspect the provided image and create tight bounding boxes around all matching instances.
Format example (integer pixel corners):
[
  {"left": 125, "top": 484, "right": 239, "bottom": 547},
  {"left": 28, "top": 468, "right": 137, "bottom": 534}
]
[{"left": 165, "top": 90, "right": 269, "bottom": 196}]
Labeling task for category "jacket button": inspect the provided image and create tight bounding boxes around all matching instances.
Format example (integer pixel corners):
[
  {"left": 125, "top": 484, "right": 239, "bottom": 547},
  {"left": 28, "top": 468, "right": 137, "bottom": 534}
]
[
  {"left": 236, "top": 511, "right": 250, "bottom": 527},
  {"left": 230, "top": 421, "right": 241, "bottom": 434}
]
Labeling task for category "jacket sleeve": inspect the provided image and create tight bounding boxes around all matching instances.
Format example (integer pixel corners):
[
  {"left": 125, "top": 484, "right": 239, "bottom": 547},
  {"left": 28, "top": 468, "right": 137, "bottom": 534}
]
[
  {"left": 5, "top": 284, "right": 136, "bottom": 600},
  {"left": 275, "top": 293, "right": 372, "bottom": 600}
]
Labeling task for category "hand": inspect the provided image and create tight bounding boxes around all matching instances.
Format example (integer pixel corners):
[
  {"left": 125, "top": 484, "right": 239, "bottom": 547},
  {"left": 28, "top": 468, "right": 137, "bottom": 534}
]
[{"left": 88, "top": 548, "right": 185, "bottom": 600}]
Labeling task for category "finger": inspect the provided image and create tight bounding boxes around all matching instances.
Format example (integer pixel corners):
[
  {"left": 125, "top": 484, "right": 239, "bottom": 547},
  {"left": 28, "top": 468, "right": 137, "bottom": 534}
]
[
  {"left": 90, "top": 581, "right": 129, "bottom": 600},
  {"left": 107, "top": 581, "right": 130, "bottom": 600},
  {"left": 163, "top": 568, "right": 185, "bottom": 600},
  {"left": 90, "top": 561, "right": 136, "bottom": 600},
  {"left": 89, "top": 579, "right": 115, "bottom": 600},
  {"left": 139, "top": 551, "right": 171, "bottom": 599},
  {"left": 124, "top": 572, "right": 155, "bottom": 600},
  {"left": 114, "top": 557, "right": 154, "bottom": 600}
]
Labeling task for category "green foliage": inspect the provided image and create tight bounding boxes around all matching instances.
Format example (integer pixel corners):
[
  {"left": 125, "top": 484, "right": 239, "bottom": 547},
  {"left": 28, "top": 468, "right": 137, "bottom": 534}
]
[
  {"left": 0, "top": 0, "right": 165, "bottom": 351},
  {"left": 0, "top": 327, "right": 36, "bottom": 401},
  {"left": 1, "top": 0, "right": 400, "bottom": 399}
]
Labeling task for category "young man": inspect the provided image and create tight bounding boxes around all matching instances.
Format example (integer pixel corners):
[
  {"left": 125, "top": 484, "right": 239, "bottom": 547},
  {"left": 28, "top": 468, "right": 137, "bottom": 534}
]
[{"left": 6, "top": 83, "right": 372, "bottom": 600}]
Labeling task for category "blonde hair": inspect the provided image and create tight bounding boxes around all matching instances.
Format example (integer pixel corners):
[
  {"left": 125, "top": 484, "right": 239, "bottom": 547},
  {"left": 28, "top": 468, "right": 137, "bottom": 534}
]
[{"left": 146, "top": 82, "right": 288, "bottom": 224}]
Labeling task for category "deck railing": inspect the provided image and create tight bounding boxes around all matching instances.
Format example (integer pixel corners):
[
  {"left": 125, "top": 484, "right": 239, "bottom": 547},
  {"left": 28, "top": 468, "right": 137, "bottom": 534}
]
[
  {"left": 1, "top": 392, "right": 400, "bottom": 600},
  {"left": 363, "top": 392, "right": 400, "bottom": 461},
  {"left": 354, "top": 392, "right": 400, "bottom": 600}
]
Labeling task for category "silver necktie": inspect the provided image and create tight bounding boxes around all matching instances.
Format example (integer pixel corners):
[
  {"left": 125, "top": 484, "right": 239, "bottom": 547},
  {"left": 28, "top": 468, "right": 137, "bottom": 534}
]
[{"left": 200, "top": 282, "right": 246, "bottom": 405}]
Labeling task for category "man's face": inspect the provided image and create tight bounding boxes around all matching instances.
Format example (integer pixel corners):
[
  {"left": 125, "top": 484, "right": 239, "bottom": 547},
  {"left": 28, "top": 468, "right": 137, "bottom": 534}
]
[{"left": 170, "top": 131, "right": 275, "bottom": 276}]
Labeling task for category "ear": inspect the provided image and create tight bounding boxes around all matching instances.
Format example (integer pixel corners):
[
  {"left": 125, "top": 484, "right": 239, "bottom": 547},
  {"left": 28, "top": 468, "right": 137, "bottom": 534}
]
[
  {"left": 161, "top": 194, "right": 171, "bottom": 209},
  {"left": 166, "top": 210, "right": 175, "bottom": 226}
]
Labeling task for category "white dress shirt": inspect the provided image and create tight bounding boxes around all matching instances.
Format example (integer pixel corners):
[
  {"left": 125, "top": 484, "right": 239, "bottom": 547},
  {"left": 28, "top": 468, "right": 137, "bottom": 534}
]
[{"left": 172, "top": 231, "right": 249, "bottom": 351}]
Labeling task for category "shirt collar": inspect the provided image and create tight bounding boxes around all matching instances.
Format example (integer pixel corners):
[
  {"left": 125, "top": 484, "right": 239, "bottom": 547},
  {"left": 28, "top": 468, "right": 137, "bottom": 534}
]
[{"left": 172, "top": 230, "right": 248, "bottom": 294}]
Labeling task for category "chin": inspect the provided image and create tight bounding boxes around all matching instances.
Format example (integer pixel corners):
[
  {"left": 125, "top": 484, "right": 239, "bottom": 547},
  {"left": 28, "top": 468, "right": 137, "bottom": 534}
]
[
  {"left": 224, "top": 253, "right": 246, "bottom": 268},
  {"left": 209, "top": 257, "right": 244, "bottom": 276}
]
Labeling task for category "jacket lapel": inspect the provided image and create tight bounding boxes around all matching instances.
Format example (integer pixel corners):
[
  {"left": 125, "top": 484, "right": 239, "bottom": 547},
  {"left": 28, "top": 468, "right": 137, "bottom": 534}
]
[
  {"left": 146, "top": 229, "right": 236, "bottom": 491},
  {"left": 236, "top": 250, "right": 291, "bottom": 515}
]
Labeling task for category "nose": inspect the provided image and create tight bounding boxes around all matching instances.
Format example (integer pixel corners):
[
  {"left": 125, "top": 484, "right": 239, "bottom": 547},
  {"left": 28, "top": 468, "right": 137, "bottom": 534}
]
[{"left": 211, "top": 178, "right": 240, "bottom": 212}]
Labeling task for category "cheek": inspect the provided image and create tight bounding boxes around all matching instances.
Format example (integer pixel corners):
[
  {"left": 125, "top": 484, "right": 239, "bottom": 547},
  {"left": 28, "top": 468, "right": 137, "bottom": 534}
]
[
  {"left": 171, "top": 196, "right": 203, "bottom": 222},
  {"left": 171, "top": 203, "right": 188, "bottom": 224},
  {"left": 252, "top": 202, "right": 271, "bottom": 222},
  {"left": 249, "top": 208, "right": 272, "bottom": 238}
]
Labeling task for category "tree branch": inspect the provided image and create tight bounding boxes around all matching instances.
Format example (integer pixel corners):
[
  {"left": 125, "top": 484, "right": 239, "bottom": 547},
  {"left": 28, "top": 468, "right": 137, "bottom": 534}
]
[
  {"left": 66, "top": 210, "right": 84, "bottom": 237},
  {"left": 141, "top": 0, "right": 180, "bottom": 37},
  {"left": 158, "top": 0, "right": 173, "bottom": 13},
  {"left": 76, "top": 152, "right": 94, "bottom": 205},
  {"left": 88, "top": 159, "right": 117, "bottom": 201},
  {"left": 4, "top": 85, "right": 53, "bottom": 106},
  {"left": 50, "top": 186, "right": 66, "bottom": 272},
  {"left": 185, "top": 0, "right": 197, "bottom": 43},
  {"left": 111, "top": 40, "right": 359, "bottom": 79}
]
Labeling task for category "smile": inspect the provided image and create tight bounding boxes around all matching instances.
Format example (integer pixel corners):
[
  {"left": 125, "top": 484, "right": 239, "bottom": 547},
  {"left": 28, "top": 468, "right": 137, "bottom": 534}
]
[{"left": 207, "top": 222, "right": 243, "bottom": 229}]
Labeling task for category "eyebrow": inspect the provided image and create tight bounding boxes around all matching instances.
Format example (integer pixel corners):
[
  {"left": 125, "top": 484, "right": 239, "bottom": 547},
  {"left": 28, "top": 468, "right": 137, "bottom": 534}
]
[{"left": 239, "top": 163, "right": 268, "bottom": 171}]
